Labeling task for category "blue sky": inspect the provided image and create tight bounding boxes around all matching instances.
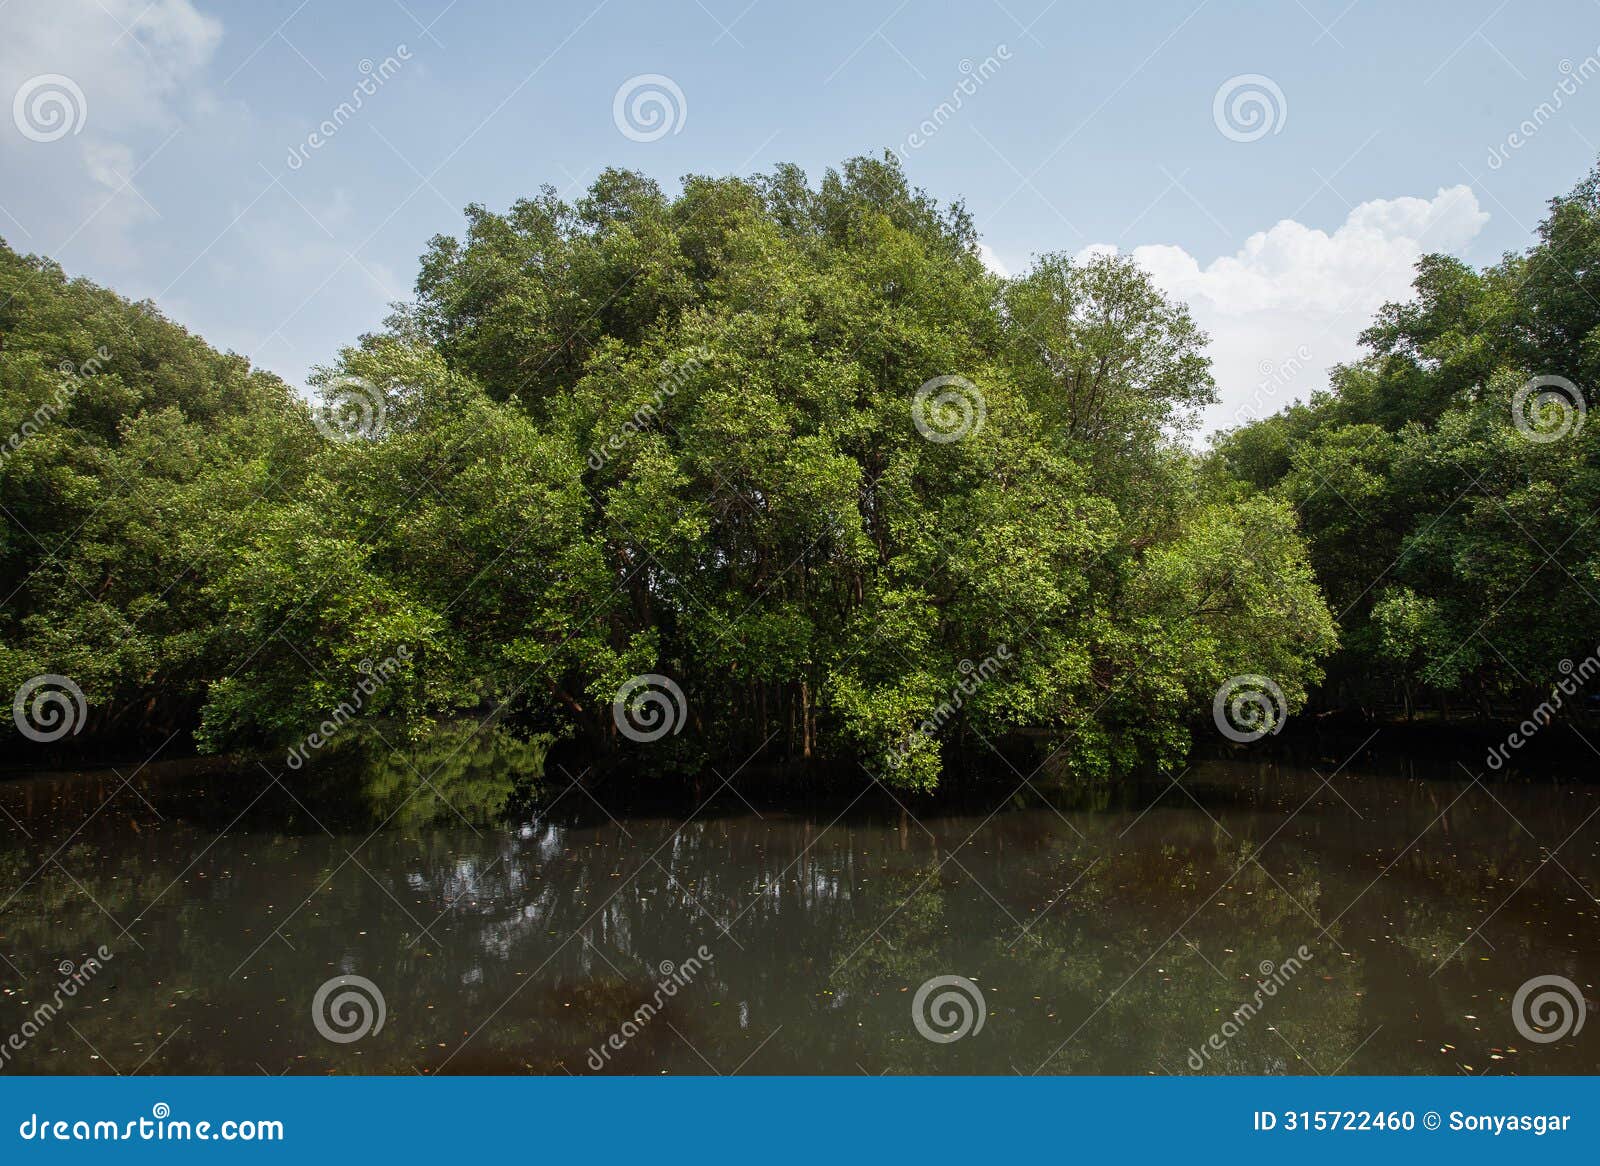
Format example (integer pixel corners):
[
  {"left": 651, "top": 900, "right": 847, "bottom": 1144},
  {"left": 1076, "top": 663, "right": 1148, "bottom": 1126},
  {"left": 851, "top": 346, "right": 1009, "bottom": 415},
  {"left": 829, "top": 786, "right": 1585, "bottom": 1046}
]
[{"left": 3, "top": 0, "right": 1598, "bottom": 433}]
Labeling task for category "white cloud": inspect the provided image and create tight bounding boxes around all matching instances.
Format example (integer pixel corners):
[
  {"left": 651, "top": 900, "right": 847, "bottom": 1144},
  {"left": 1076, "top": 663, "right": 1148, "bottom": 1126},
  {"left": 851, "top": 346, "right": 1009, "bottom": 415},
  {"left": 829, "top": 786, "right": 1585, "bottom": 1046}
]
[
  {"left": 1078, "top": 185, "right": 1490, "bottom": 437},
  {"left": 0, "top": 0, "right": 221, "bottom": 261},
  {"left": 0, "top": 0, "right": 220, "bottom": 130},
  {"left": 977, "top": 242, "right": 1010, "bottom": 278}
]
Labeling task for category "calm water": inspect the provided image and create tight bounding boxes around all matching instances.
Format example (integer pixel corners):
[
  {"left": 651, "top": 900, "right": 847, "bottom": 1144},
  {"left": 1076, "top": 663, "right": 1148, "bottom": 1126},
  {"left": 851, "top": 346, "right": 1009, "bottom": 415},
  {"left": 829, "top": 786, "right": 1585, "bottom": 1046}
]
[{"left": 1, "top": 739, "right": 1596, "bottom": 1075}]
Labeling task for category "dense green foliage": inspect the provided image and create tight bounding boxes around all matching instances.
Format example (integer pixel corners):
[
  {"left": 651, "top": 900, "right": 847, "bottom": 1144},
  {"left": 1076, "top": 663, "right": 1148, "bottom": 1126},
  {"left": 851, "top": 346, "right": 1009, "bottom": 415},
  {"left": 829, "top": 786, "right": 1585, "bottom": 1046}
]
[
  {"left": 0, "top": 247, "right": 312, "bottom": 743},
  {"left": 1, "top": 155, "right": 1336, "bottom": 786},
  {"left": 1213, "top": 161, "right": 1600, "bottom": 717}
]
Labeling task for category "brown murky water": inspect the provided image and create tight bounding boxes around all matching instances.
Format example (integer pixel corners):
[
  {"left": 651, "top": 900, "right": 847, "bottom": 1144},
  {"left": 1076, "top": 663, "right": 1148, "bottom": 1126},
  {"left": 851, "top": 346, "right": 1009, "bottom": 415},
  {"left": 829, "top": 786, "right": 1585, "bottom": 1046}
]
[{"left": 1, "top": 741, "right": 1596, "bottom": 1075}]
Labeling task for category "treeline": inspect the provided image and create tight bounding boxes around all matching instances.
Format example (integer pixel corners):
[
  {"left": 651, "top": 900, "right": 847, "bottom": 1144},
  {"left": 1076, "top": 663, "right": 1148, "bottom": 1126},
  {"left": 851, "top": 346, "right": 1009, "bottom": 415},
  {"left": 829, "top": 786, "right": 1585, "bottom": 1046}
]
[
  {"left": 0, "top": 154, "right": 1336, "bottom": 788},
  {"left": 17, "top": 154, "right": 1596, "bottom": 786},
  {"left": 1212, "top": 161, "right": 1600, "bottom": 723},
  {"left": 12, "top": 152, "right": 1600, "bottom": 783}
]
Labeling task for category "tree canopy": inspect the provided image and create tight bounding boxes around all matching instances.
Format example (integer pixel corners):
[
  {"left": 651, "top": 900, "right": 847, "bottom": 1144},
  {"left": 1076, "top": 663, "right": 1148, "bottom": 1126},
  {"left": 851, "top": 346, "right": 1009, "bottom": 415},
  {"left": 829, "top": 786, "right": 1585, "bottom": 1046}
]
[
  {"left": 1, "top": 153, "right": 1337, "bottom": 788},
  {"left": 1212, "top": 159, "right": 1600, "bottom": 720}
]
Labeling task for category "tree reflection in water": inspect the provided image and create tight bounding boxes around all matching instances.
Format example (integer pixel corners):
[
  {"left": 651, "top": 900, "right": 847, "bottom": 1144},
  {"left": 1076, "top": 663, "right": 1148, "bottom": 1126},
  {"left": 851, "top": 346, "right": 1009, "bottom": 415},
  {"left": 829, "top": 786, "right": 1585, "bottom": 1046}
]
[{"left": 0, "top": 731, "right": 1592, "bottom": 1075}]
